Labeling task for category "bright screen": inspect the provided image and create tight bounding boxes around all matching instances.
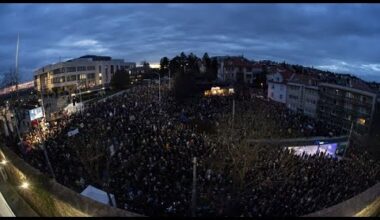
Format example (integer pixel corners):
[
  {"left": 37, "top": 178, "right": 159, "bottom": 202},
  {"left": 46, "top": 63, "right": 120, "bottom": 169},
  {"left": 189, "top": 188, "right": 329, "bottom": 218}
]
[{"left": 29, "top": 107, "right": 44, "bottom": 121}]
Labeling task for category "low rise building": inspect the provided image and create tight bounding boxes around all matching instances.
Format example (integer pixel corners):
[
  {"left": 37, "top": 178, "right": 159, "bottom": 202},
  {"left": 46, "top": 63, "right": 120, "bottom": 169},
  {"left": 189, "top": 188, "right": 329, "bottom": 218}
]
[
  {"left": 267, "top": 70, "right": 295, "bottom": 104},
  {"left": 215, "top": 56, "right": 262, "bottom": 84},
  {"left": 34, "top": 55, "right": 135, "bottom": 93},
  {"left": 317, "top": 79, "right": 378, "bottom": 135},
  {"left": 286, "top": 74, "right": 319, "bottom": 118}
]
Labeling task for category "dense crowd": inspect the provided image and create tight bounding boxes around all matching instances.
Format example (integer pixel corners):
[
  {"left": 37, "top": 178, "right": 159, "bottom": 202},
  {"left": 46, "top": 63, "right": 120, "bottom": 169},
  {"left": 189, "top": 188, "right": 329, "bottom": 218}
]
[{"left": 3, "top": 83, "right": 379, "bottom": 216}]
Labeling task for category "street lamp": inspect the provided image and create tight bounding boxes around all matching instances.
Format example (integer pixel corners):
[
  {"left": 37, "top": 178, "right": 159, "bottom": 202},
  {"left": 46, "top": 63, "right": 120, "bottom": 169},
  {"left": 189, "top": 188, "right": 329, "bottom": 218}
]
[
  {"left": 344, "top": 118, "right": 365, "bottom": 158},
  {"left": 155, "top": 73, "right": 161, "bottom": 104},
  {"left": 168, "top": 68, "right": 171, "bottom": 90}
]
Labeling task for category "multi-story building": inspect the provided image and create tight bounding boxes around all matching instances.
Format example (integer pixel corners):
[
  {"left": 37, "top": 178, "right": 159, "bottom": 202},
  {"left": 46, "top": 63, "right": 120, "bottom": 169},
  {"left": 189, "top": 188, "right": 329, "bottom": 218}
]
[
  {"left": 215, "top": 56, "right": 262, "bottom": 84},
  {"left": 286, "top": 74, "right": 319, "bottom": 118},
  {"left": 34, "top": 55, "right": 135, "bottom": 93},
  {"left": 317, "top": 79, "right": 378, "bottom": 135},
  {"left": 267, "top": 70, "right": 295, "bottom": 104}
]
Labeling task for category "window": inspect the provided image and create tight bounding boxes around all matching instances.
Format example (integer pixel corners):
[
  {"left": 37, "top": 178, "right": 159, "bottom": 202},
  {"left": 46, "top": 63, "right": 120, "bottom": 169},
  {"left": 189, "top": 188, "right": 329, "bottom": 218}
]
[
  {"left": 61, "top": 67, "right": 66, "bottom": 73},
  {"left": 87, "top": 73, "right": 95, "bottom": 79},
  {"left": 272, "top": 84, "right": 275, "bottom": 89},
  {"left": 67, "top": 67, "right": 76, "bottom": 72},
  {"left": 53, "top": 68, "right": 60, "bottom": 75},
  {"left": 280, "top": 94, "right": 283, "bottom": 99},
  {"left": 271, "top": 92, "right": 274, "bottom": 98},
  {"left": 77, "top": 66, "right": 86, "bottom": 71},
  {"left": 246, "top": 67, "right": 252, "bottom": 72},
  {"left": 87, "top": 66, "right": 95, "bottom": 71},
  {"left": 99, "top": 65, "right": 102, "bottom": 73},
  {"left": 80, "top": 74, "right": 87, "bottom": 80},
  {"left": 67, "top": 75, "right": 77, "bottom": 81}
]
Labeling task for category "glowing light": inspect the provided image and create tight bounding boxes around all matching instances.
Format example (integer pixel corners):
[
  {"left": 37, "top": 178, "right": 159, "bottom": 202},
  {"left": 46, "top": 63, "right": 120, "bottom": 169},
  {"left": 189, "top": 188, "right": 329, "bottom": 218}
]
[
  {"left": 358, "top": 118, "right": 366, "bottom": 125},
  {"left": 0, "top": 159, "right": 7, "bottom": 165},
  {"left": 20, "top": 181, "right": 30, "bottom": 189}
]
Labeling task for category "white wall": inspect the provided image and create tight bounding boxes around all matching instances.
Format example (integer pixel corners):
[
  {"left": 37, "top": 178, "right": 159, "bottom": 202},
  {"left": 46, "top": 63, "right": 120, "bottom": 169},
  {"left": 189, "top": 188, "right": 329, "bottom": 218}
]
[{"left": 268, "top": 82, "right": 287, "bottom": 104}]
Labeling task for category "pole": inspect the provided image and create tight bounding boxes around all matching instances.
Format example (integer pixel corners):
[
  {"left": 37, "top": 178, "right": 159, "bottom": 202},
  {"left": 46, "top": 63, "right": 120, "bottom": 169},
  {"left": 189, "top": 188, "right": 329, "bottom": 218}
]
[
  {"left": 191, "top": 157, "right": 197, "bottom": 217},
  {"left": 106, "top": 158, "right": 114, "bottom": 207},
  {"left": 12, "top": 34, "right": 21, "bottom": 141},
  {"left": 39, "top": 123, "right": 56, "bottom": 180},
  {"left": 42, "top": 143, "right": 56, "bottom": 180},
  {"left": 156, "top": 73, "right": 161, "bottom": 103},
  {"left": 168, "top": 68, "right": 171, "bottom": 90},
  {"left": 344, "top": 121, "right": 354, "bottom": 158},
  {"left": 232, "top": 98, "right": 235, "bottom": 128}
]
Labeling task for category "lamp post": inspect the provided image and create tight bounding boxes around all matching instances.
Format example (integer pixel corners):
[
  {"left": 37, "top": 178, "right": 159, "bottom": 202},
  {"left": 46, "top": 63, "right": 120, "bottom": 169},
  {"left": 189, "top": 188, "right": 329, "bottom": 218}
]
[
  {"left": 76, "top": 83, "right": 83, "bottom": 113},
  {"left": 168, "top": 68, "right": 171, "bottom": 90},
  {"left": 39, "top": 121, "right": 56, "bottom": 180},
  {"left": 191, "top": 157, "right": 197, "bottom": 217},
  {"left": 155, "top": 73, "right": 161, "bottom": 104},
  {"left": 344, "top": 118, "right": 364, "bottom": 158}
]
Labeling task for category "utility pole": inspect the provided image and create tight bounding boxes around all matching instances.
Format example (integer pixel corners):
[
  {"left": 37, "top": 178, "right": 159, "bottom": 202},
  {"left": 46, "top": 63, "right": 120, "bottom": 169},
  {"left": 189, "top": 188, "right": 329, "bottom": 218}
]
[
  {"left": 39, "top": 120, "right": 56, "bottom": 180},
  {"left": 343, "top": 121, "right": 355, "bottom": 158},
  {"left": 12, "top": 33, "right": 21, "bottom": 142},
  {"left": 105, "top": 154, "right": 114, "bottom": 207},
  {"left": 168, "top": 68, "right": 171, "bottom": 90},
  {"left": 41, "top": 143, "right": 56, "bottom": 180},
  {"left": 232, "top": 98, "right": 235, "bottom": 129},
  {"left": 155, "top": 73, "right": 161, "bottom": 104},
  {"left": 191, "top": 157, "right": 197, "bottom": 217}
]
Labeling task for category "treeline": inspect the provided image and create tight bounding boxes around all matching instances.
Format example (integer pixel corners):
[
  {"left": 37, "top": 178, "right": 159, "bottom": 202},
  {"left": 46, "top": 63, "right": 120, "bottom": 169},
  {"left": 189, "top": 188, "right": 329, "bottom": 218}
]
[{"left": 159, "top": 52, "right": 218, "bottom": 82}]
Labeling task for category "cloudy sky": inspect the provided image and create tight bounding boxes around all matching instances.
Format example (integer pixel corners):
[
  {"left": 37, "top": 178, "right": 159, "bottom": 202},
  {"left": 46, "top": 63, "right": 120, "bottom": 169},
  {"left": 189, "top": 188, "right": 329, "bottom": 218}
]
[{"left": 1, "top": 3, "right": 380, "bottom": 83}]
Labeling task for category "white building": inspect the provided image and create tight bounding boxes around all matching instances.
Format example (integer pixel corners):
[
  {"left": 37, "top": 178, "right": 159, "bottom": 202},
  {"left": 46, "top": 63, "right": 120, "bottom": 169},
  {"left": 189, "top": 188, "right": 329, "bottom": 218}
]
[
  {"left": 286, "top": 74, "right": 319, "bottom": 118},
  {"left": 34, "top": 55, "right": 136, "bottom": 93},
  {"left": 215, "top": 56, "right": 262, "bottom": 84},
  {"left": 267, "top": 70, "right": 295, "bottom": 104}
]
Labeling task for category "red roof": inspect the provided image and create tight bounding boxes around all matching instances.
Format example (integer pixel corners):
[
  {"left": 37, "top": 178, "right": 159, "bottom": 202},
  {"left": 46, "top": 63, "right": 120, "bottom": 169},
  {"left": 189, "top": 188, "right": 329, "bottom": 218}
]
[
  {"left": 224, "top": 57, "right": 256, "bottom": 68},
  {"left": 280, "top": 70, "right": 295, "bottom": 82}
]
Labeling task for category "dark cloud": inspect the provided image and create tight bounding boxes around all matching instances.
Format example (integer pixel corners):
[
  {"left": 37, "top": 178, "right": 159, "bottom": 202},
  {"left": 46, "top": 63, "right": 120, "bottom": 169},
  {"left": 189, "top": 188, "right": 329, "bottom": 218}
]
[{"left": 0, "top": 3, "right": 380, "bottom": 82}]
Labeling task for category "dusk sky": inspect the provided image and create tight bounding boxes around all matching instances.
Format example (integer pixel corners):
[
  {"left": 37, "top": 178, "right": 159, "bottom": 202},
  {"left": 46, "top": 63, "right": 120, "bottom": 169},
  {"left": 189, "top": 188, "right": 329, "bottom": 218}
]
[{"left": 1, "top": 3, "right": 380, "bottom": 83}]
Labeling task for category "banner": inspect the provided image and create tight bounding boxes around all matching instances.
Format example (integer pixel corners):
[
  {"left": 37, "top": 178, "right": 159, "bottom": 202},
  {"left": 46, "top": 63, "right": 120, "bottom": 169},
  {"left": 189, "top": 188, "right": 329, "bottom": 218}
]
[
  {"left": 67, "top": 128, "right": 79, "bottom": 137},
  {"left": 29, "top": 107, "right": 44, "bottom": 121}
]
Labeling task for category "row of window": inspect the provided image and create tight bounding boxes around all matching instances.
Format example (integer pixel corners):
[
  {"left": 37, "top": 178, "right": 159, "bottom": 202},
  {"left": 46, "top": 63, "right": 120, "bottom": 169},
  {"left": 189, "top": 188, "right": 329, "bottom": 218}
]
[
  {"left": 305, "top": 98, "right": 317, "bottom": 105},
  {"left": 52, "top": 73, "right": 96, "bottom": 84}
]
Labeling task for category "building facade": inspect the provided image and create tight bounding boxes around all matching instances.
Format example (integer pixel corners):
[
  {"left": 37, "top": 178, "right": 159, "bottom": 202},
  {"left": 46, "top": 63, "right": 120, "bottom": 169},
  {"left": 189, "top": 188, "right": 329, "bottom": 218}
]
[
  {"left": 286, "top": 74, "right": 319, "bottom": 118},
  {"left": 317, "top": 82, "right": 378, "bottom": 135},
  {"left": 215, "top": 56, "right": 262, "bottom": 84},
  {"left": 34, "top": 55, "right": 136, "bottom": 93},
  {"left": 267, "top": 70, "right": 295, "bottom": 104}
]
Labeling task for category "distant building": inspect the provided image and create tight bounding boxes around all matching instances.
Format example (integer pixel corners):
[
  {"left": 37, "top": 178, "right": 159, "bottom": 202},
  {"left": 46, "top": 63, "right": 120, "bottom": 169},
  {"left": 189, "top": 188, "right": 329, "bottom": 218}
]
[
  {"left": 0, "top": 80, "right": 34, "bottom": 96},
  {"left": 215, "top": 56, "right": 262, "bottom": 84},
  {"left": 286, "top": 74, "right": 319, "bottom": 118},
  {"left": 130, "top": 63, "right": 159, "bottom": 84},
  {"left": 317, "top": 79, "right": 378, "bottom": 135},
  {"left": 266, "top": 70, "right": 295, "bottom": 104},
  {"left": 34, "top": 55, "right": 135, "bottom": 93}
]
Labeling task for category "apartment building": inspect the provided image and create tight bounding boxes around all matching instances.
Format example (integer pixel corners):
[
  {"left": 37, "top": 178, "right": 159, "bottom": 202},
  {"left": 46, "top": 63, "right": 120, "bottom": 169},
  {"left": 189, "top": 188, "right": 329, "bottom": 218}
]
[
  {"left": 317, "top": 79, "right": 378, "bottom": 135},
  {"left": 34, "top": 55, "right": 136, "bottom": 93},
  {"left": 267, "top": 70, "right": 295, "bottom": 104},
  {"left": 215, "top": 56, "right": 262, "bottom": 84},
  {"left": 286, "top": 74, "right": 319, "bottom": 118}
]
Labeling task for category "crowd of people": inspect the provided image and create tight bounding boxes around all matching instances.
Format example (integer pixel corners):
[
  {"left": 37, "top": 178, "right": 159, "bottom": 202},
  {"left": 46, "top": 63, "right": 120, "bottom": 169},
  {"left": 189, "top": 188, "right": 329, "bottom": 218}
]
[{"left": 3, "top": 83, "right": 379, "bottom": 216}]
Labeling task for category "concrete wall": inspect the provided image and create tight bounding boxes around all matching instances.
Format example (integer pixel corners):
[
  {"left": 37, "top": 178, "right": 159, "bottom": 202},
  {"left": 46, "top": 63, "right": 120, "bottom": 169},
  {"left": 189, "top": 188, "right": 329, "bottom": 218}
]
[
  {"left": 305, "top": 182, "right": 380, "bottom": 217},
  {"left": 0, "top": 145, "right": 143, "bottom": 217}
]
